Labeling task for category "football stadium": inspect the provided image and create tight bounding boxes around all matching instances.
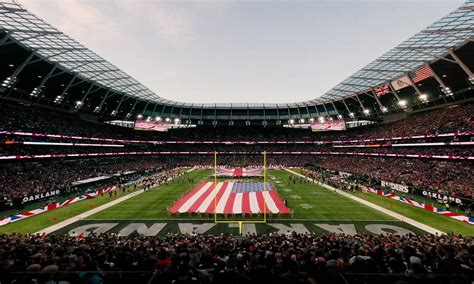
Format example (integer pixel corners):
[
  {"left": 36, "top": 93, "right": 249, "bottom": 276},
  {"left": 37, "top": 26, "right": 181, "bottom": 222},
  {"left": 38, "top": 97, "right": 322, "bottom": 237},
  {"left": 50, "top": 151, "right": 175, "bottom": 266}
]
[{"left": 0, "top": 0, "right": 473, "bottom": 283}]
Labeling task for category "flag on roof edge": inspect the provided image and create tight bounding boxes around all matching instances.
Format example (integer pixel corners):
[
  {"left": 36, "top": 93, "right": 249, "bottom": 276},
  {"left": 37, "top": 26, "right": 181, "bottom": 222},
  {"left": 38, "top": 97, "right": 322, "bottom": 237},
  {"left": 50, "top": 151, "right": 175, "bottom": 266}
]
[
  {"left": 391, "top": 75, "right": 412, "bottom": 91},
  {"left": 374, "top": 84, "right": 389, "bottom": 96},
  {"left": 410, "top": 65, "right": 433, "bottom": 83}
]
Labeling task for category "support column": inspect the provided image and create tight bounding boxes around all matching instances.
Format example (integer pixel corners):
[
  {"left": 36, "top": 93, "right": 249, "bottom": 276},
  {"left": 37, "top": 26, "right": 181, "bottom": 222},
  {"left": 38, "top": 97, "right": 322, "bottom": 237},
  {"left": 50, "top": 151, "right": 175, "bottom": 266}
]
[
  {"left": 128, "top": 99, "right": 140, "bottom": 119},
  {"left": 370, "top": 89, "right": 386, "bottom": 111},
  {"left": 341, "top": 99, "right": 354, "bottom": 118},
  {"left": 355, "top": 94, "right": 367, "bottom": 114},
  {"left": 426, "top": 63, "right": 447, "bottom": 89},
  {"left": 406, "top": 75, "right": 422, "bottom": 95},
  {"left": 142, "top": 101, "right": 151, "bottom": 116},
  {"left": 112, "top": 94, "right": 127, "bottom": 116},
  {"left": 322, "top": 103, "right": 330, "bottom": 117},
  {"left": 426, "top": 63, "right": 451, "bottom": 99},
  {"left": 448, "top": 48, "right": 473, "bottom": 79},
  {"left": 313, "top": 104, "right": 320, "bottom": 117},
  {"left": 95, "top": 90, "right": 112, "bottom": 113},
  {"left": 57, "top": 75, "right": 77, "bottom": 106},
  {"left": 387, "top": 83, "right": 401, "bottom": 101},
  {"left": 331, "top": 101, "right": 341, "bottom": 118},
  {"left": 33, "top": 64, "right": 57, "bottom": 102},
  {"left": 151, "top": 103, "right": 159, "bottom": 118},
  {"left": 10, "top": 53, "right": 34, "bottom": 79},
  {"left": 75, "top": 83, "right": 95, "bottom": 109},
  {"left": 3, "top": 53, "right": 35, "bottom": 93}
]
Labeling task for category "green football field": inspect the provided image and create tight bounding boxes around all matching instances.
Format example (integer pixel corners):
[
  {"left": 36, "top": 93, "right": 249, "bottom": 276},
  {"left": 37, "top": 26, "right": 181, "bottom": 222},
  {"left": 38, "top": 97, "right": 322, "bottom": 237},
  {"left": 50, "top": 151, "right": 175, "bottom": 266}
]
[{"left": 1, "top": 169, "right": 472, "bottom": 236}]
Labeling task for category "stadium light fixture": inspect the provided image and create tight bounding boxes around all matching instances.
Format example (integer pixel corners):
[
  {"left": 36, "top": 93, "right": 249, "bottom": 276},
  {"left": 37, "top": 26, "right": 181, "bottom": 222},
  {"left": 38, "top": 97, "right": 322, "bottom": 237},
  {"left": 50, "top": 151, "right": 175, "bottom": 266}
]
[
  {"left": 94, "top": 106, "right": 100, "bottom": 112},
  {"left": 289, "top": 119, "right": 295, "bottom": 125},
  {"left": 337, "top": 114, "right": 343, "bottom": 119},
  {"left": 348, "top": 112, "right": 355, "bottom": 118},
  {"left": 155, "top": 116, "right": 162, "bottom": 121},
  {"left": 174, "top": 118, "right": 180, "bottom": 124},
  {"left": 111, "top": 110, "right": 117, "bottom": 116},
  {"left": 469, "top": 76, "right": 474, "bottom": 85},
  {"left": 419, "top": 94, "right": 428, "bottom": 103},
  {"left": 318, "top": 116, "right": 325, "bottom": 123},
  {"left": 381, "top": 106, "right": 388, "bottom": 113},
  {"left": 75, "top": 101, "right": 83, "bottom": 105},
  {"left": 398, "top": 100, "right": 408, "bottom": 108},
  {"left": 2, "top": 77, "right": 15, "bottom": 89},
  {"left": 165, "top": 118, "right": 170, "bottom": 122},
  {"left": 309, "top": 118, "right": 314, "bottom": 123},
  {"left": 442, "top": 86, "right": 453, "bottom": 96},
  {"left": 137, "top": 114, "right": 143, "bottom": 119},
  {"left": 299, "top": 118, "right": 305, "bottom": 123},
  {"left": 146, "top": 116, "right": 151, "bottom": 122},
  {"left": 30, "top": 87, "right": 38, "bottom": 97},
  {"left": 8, "top": 64, "right": 14, "bottom": 67},
  {"left": 363, "top": 109, "right": 370, "bottom": 115}
]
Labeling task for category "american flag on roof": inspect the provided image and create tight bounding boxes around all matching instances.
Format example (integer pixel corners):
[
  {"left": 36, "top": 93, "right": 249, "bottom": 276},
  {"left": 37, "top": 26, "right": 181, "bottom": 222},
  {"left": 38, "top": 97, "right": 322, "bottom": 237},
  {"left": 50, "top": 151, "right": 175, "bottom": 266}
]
[
  {"left": 169, "top": 181, "right": 290, "bottom": 215},
  {"left": 374, "top": 84, "right": 390, "bottom": 96},
  {"left": 410, "top": 65, "right": 433, "bottom": 83}
]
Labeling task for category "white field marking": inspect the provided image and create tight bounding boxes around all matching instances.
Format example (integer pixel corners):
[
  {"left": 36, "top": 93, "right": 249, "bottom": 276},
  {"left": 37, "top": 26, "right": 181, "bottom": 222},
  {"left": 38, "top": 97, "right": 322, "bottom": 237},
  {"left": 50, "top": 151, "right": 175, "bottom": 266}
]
[
  {"left": 284, "top": 169, "right": 445, "bottom": 235},
  {"left": 37, "top": 168, "right": 195, "bottom": 234}
]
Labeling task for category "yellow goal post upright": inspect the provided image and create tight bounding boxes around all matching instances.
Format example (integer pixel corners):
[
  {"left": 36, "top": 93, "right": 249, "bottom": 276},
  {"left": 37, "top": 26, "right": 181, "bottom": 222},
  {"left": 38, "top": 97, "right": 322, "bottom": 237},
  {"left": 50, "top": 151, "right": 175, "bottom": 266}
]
[{"left": 213, "top": 151, "right": 268, "bottom": 235}]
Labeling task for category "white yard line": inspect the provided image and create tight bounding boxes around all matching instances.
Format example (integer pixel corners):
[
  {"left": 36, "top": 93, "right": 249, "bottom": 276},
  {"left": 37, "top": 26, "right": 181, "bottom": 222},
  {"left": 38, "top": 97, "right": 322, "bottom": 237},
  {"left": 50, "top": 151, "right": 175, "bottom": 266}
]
[
  {"left": 284, "top": 169, "right": 445, "bottom": 235},
  {"left": 37, "top": 168, "right": 195, "bottom": 234}
]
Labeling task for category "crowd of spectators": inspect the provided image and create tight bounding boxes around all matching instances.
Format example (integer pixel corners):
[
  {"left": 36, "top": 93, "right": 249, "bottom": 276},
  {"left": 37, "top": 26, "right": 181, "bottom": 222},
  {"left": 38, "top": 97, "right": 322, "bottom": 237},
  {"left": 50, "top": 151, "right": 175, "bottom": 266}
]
[
  {"left": 0, "top": 102, "right": 472, "bottom": 142},
  {"left": 311, "top": 157, "right": 473, "bottom": 200},
  {"left": 0, "top": 232, "right": 472, "bottom": 284},
  {"left": 0, "top": 157, "right": 166, "bottom": 208},
  {"left": 1, "top": 143, "right": 472, "bottom": 158},
  {"left": 0, "top": 100, "right": 472, "bottom": 209}
]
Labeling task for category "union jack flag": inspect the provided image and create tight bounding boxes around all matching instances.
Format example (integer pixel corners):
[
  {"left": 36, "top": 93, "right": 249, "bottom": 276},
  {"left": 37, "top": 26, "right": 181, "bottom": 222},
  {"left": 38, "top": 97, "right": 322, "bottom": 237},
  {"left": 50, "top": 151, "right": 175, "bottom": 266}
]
[{"left": 374, "top": 85, "right": 389, "bottom": 96}]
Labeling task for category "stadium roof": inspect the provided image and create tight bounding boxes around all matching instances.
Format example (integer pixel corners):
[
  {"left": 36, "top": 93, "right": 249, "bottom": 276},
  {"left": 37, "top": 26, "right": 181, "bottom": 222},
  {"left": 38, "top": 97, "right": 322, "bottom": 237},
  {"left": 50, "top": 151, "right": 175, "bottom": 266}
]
[{"left": 0, "top": 0, "right": 473, "bottom": 108}]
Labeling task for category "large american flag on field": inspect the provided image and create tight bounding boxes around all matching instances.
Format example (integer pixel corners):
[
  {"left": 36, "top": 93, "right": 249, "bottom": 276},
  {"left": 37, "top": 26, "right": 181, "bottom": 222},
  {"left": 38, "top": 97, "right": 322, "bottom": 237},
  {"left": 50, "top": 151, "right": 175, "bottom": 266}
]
[
  {"left": 169, "top": 181, "right": 290, "bottom": 214},
  {"left": 410, "top": 65, "right": 433, "bottom": 83},
  {"left": 216, "top": 167, "right": 262, "bottom": 177}
]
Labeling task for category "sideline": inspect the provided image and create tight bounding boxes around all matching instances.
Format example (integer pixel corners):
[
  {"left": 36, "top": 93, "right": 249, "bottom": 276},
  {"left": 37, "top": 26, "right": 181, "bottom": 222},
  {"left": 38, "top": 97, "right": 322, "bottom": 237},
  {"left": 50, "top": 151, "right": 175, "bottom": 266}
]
[
  {"left": 284, "top": 168, "right": 445, "bottom": 235},
  {"left": 37, "top": 168, "right": 196, "bottom": 234}
]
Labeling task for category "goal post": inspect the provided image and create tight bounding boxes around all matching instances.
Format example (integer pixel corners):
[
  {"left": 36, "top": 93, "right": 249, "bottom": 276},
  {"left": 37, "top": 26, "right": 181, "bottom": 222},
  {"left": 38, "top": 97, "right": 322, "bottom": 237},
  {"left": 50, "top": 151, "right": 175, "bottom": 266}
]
[{"left": 213, "top": 151, "right": 268, "bottom": 233}]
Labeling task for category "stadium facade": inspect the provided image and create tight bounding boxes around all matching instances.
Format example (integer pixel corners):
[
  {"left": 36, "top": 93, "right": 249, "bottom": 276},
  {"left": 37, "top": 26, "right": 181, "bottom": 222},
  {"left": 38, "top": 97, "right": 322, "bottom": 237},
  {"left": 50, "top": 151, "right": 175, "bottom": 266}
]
[{"left": 0, "top": 0, "right": 473, "bottom": 125}]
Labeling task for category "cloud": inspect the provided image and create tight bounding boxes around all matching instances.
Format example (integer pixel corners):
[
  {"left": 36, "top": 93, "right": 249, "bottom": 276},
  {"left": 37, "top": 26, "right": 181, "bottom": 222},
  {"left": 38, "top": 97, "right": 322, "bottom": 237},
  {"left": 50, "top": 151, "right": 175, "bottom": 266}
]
[{"left": 19, "top": 0, "right": 231, "bottom": 47}]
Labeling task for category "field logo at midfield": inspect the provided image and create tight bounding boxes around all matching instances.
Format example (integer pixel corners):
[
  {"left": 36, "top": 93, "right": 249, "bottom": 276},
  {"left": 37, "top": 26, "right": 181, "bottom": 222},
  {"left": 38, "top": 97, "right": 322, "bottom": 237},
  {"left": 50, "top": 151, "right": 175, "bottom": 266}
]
[{"left": 63, "top": 221, "right": 416, "bottom": 237}]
